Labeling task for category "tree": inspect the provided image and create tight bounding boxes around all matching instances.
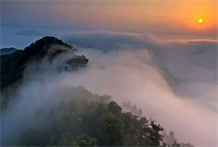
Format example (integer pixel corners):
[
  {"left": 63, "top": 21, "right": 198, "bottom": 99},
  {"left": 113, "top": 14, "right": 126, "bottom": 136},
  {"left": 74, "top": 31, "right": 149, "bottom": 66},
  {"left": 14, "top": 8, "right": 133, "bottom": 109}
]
[
  {"left": 99, "top": 113, "right": 123, "bottom": 146},
  {"left": 169, "top": 131, "right": 175, "bottom": 138},
  {"left": 58, "top": 112, "right": 83, "bottom": 138},
  {"left": 108, "top": 101, "right": 122, "bottom": 116},
  {"left": 138, "top": 108, "right": 142, "bottom": 117},
  {"left": 100, "top": 94, "right": 112, "bottom": 103},
  {"left": 71, "top": 134, "right": 98, "bottom": 147},
  {"left": 121, "top": 102, "right": 127, "bottom": 111},
  {"left": 59, "top": 132, "right": 74, "bottom": 146},
  {"left": 13, "top": 92, "right": 192, "bottom": 147},
  {"left": 182, "top": 142, "right": 194, "bottom": 147},
  {"left": 131, "top": 105, "right": 138, "bottom": 115},
  {"left": 165, "top": 131, "right": 177, "bottom": 144},
  {"left": 137, "top": 117, "right": 149, "bottom": 146},
  {"left": 171, "top": 141, "right": 182, "bottom": 147},
  {"left": 126, "top": 101, "right": 131, "bottom": 111},
  {"left": 143, "top": 121, "right": 163, "bottom": 146},
  {"left": 122, "top": 112, "right": 132, "bottom": 145}
]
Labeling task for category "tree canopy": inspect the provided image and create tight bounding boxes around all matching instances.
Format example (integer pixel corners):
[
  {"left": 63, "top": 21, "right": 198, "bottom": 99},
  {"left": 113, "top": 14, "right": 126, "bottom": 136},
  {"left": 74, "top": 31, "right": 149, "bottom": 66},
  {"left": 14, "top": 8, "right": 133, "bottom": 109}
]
[{"left": 13, "top": 89, "right": 192, "bottom": 147}]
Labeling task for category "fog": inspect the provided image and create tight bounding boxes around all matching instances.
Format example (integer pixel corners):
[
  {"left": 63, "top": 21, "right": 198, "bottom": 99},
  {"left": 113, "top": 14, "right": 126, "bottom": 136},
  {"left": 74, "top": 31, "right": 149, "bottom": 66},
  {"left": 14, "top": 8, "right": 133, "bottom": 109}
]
[
  {"left": 1, "top": 32, "right": 218, "bottom": 146},
  {"left": 68, "top": 48, "right": 218, "bottom": 146}
]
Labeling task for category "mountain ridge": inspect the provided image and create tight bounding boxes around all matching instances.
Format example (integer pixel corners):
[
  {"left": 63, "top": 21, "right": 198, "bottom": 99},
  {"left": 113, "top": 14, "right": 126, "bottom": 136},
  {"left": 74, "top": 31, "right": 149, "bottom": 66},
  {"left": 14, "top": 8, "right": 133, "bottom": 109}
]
[{"left": 0, "top": 36, "right": 79, "bottom": 109}]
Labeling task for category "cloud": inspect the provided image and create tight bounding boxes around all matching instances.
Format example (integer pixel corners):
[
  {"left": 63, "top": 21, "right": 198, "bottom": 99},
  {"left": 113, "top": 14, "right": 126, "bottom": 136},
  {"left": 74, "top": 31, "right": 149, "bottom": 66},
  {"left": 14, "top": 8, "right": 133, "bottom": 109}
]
[
  {"left": 60, "top": 48, "right": 218, "bottom": 146},
  {"left": 64, "top": 31, "right": 155, "bottom": 52},
  {"left": 64, "top": 31, "right": 218, "bottom": 111},
  {"left": 15, "top": 29, "right": 44, "bottom": 36},
  {"left": 1, "top": 43, "right": 217, "bottom": 146},
  {"left": 63, "top": 30, "right": 218, "bottom": 97},
  {"left": 1, "top": 30, "right": 217, "bottom": 146},
  {"left": 63, "top": 31, "right": 218, "bottom": 70}
]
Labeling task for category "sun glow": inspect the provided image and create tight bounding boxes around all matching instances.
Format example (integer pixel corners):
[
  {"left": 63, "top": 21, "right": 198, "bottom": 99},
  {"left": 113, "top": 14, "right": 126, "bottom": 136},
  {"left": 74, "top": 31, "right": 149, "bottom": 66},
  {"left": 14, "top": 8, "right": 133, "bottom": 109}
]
[{"left": 199, "top": 18, "right": 203, "bottom": 24}]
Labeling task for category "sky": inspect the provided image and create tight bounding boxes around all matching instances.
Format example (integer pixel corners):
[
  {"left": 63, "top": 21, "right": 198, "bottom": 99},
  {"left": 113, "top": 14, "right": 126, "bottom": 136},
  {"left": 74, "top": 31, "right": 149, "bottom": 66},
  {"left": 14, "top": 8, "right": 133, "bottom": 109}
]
[{"left": 1, "top": 0, "right": 218, "bottom": 41}]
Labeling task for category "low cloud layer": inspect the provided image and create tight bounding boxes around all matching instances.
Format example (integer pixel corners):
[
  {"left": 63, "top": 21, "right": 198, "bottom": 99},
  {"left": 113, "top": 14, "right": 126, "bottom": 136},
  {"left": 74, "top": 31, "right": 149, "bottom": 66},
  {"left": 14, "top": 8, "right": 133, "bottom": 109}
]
[
  {"left": 1, "top": 31, "right": 218, "bottom": 146},
  {"left": 64, "top": 31, "right": 217, "bottom": 101}
]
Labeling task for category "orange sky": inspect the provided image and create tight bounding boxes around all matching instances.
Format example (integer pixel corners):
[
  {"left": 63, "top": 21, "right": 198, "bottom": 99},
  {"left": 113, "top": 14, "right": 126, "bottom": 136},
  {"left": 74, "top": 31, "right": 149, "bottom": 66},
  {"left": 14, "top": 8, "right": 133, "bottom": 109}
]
[
  {"left": 2, "top": 0, "right": 218, "bottom": 40},
  {"left": 47, "top": 0, "right": 217, "bottom": 40}
]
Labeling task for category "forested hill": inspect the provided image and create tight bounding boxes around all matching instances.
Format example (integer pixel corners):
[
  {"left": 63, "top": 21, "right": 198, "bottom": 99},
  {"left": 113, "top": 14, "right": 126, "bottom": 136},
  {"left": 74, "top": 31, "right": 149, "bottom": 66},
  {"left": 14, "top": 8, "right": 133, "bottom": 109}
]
[
  {"left": 14, "top": 92, "right": 165, "bottom": 146},
  {"left": 0, "top": 47, "right": 19, "bottom": 67},
  {"left": 1, "top": 36, "right": 75, "bottom": 90},
  {"left": 0, "top": 36, "right": 77, "bottom": 109}
]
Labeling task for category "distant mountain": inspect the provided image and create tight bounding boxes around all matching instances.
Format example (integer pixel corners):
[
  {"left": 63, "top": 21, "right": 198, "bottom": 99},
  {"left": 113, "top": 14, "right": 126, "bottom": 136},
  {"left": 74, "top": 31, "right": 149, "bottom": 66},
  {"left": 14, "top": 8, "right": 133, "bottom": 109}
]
[{"left": 0, "top": 47, "right": 18, "bottom": 55}]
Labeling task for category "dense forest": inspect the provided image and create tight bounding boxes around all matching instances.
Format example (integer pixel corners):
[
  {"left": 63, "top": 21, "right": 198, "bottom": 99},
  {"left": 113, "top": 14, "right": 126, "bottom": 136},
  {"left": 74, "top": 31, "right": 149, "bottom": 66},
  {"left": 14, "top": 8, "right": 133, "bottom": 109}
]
[
  {"left": 13, "top": 86, "right": 191, "bottom": 147},
  {"left": 1, "top": 37, "right": 194, "bottom": 147}
]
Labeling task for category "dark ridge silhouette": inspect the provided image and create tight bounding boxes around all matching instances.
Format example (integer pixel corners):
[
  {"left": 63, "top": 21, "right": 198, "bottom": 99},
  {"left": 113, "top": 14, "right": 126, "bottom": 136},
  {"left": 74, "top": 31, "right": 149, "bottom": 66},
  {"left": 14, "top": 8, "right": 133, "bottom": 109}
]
[{"left": 0, "top": 36, "right": 78, "bottom": 109}]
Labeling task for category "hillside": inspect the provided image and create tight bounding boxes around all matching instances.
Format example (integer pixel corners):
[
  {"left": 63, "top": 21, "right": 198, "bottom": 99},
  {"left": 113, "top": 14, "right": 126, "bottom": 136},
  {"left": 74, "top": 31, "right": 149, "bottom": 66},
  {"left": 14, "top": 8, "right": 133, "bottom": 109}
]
[
  {"left": 0, "top": 47, "right": 18, "bottom": 55},
  {"left": 0, "top": 50, "right": 20, "bottom": 65},
  {"left": 1, "top": 84, "right": 192, "bottom": 147},
  {"left": 1, "top": 36, "right": 72, "bottom": 89},
  {"left": 0, "top": 36, "right": 78, "bottom": 109}
]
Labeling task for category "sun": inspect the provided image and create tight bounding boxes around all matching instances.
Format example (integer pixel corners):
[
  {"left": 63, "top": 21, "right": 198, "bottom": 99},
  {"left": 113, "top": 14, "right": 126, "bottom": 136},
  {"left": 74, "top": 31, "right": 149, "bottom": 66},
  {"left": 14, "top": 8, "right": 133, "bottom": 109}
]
[{"left": 198, "top": 18, "right": 203, "bottom": 24}]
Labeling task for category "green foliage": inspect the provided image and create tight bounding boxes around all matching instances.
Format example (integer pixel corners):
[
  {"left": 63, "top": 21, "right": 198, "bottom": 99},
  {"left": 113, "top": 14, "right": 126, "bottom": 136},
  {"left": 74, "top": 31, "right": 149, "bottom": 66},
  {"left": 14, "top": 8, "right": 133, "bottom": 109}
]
[
  {"left": 71, "top": 134, "right": 98, "bottom": 147},
  {"left": 16, "top": 94, "right": 166, "bottom": 147},
  {"left": 3, "top": 78, "right": 189, "bottom": 147},
  {"left": 59, "top": 132, "right": 75, "bottom": 146},
  {"left": 99, "top": 113, "right": 123, "bottom": 146},
  {"left": 108, "top": 101, "right": 122, "bottom": 116}
]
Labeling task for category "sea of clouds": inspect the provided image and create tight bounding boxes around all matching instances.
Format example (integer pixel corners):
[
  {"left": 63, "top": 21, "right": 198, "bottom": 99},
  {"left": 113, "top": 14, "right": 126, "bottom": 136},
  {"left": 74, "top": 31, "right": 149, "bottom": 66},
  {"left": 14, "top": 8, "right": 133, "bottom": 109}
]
[{"left": 1, "top": 27, "right": 218, "bottom": 146}]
